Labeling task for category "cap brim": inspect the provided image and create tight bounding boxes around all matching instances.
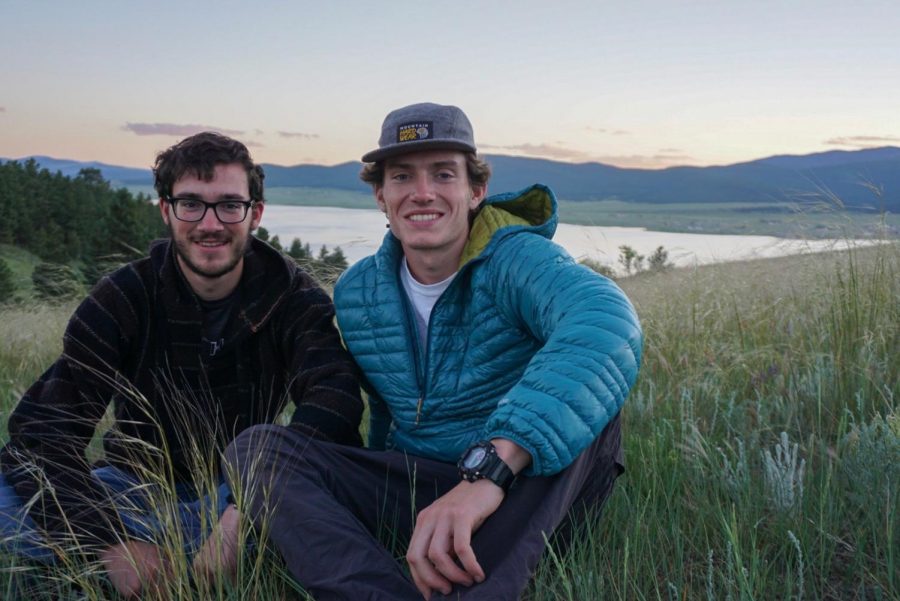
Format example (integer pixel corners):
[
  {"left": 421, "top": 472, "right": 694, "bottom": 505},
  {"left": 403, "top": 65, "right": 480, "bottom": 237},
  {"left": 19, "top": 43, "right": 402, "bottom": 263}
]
[{"left": 361, "top": 139, "right": 477, "bottom": 163}]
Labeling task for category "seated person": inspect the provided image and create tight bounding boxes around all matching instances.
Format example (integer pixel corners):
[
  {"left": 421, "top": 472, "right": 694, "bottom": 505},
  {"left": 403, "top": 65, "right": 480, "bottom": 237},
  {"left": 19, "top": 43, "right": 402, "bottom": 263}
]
[{"left": 0, "top": 132, "right": 363, "bottom": 598}]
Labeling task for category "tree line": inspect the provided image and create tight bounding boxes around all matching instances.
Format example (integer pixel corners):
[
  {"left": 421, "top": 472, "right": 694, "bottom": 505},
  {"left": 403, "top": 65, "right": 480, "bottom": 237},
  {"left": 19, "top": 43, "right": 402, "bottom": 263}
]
[
  {"left": 0, "top": 160, "right": 348, "bottom": 302},
  {"left": 0, "top": 160, "right": 165, "bottom": 265}
]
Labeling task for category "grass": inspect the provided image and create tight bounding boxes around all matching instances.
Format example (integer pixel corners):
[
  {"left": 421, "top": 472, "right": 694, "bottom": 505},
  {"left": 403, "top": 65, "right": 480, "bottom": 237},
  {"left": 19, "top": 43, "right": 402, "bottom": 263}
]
[{"left": 1, "top": 242, "right": 897, "bottom": 599}]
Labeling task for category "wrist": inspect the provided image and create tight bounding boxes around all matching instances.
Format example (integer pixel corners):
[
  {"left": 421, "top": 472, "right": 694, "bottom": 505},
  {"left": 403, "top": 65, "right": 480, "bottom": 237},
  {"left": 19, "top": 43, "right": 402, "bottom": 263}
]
[{"left": 458, "top": 440, "right": 516, "bottom": 492}]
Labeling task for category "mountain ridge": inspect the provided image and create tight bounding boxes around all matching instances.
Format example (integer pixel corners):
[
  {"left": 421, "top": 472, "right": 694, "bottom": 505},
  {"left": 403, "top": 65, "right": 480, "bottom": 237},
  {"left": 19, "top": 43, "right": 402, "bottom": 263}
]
[{"left": 4, "top": 147, "right": 898, "bottom": 211}]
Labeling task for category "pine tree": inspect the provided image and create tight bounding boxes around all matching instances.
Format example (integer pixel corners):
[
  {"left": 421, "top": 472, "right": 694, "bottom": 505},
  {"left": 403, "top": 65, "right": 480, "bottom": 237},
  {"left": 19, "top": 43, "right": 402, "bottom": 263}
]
[{"left": 0, "top": 259, "right": 15, "bottom": 303}]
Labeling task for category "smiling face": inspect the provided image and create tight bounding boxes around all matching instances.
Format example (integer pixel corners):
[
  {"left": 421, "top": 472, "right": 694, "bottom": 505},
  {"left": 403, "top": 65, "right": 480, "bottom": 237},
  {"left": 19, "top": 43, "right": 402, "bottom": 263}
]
[
  {"left": 159, "top": 162, "right": 263, "bottom": 300},
  {"left": 376, "top": 150, "right": 486, "bottom": 281}
]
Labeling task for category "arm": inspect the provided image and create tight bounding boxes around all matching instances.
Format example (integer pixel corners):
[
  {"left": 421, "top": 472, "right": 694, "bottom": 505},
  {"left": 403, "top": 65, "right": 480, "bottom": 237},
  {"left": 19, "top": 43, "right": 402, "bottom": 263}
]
[
  {"left": 282, "top": 274, "right": 364, "bottom": 446},
  {"left": 0, "top": 276, "right": 139, "bottom": 553},
  {"left": 482, "top": 235, "right": 642, "bottom": 475}
]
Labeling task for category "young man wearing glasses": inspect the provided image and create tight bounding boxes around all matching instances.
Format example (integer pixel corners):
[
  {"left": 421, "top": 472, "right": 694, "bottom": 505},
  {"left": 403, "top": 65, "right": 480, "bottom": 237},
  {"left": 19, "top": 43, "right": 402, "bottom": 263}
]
[
  {"left": 227, "top": 104, "right": 643, "bottom": 599},
  {"left": 0, "top": 132, "right": 363, "bottom": 597}
]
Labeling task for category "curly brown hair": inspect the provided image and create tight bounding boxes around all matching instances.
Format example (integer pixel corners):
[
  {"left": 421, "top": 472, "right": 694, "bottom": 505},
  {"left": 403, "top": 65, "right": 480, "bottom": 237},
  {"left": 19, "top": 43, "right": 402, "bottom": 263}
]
[{"left": 153, "top": 132, "right": 265, "bottom": 201}]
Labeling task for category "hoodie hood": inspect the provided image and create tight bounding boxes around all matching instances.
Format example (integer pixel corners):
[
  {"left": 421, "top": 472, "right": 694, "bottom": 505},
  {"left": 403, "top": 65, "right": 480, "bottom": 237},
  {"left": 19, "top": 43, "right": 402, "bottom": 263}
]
[{"left": 459, "top": 184, "right": 558, "bottom": 266}]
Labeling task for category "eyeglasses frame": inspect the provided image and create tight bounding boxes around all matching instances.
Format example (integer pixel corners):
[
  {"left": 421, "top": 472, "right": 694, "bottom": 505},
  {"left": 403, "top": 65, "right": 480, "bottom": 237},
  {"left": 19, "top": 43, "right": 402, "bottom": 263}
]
[{"left": 165, "top": 196, "right": 257, "bottom": 224}]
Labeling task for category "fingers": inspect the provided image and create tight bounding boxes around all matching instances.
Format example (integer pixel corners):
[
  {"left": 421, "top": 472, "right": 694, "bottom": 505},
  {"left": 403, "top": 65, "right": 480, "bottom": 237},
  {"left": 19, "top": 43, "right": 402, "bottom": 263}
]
[
  {"left": 407, "top": 518, "right": 447, "bottom": 598},
  {"left": 428, "top": 523, "right": 474, "bottom": 588},
  {"left": 101, "top": 541, "right": 166, "bottom": 599},
  {"left": 451, "top": 520, "right": 484, "bottom": 584},
  {"left": 193, "top": 507, "right": 240, "bottom": 583}
]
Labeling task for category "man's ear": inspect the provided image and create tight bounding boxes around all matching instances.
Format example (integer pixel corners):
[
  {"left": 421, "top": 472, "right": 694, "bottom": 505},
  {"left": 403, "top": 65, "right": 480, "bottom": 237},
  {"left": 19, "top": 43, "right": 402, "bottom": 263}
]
[
  {"left": 375, "top": 186, "right": 387, "bottom": 213},
  {"left": 159, "top": 198, "right": 171, "bottom": 225},
  {"left": 469, "top": 184, "right": 487, "bottom": 210},
  {"left": 249, "top": 201, "right": 265, "bottom": 230}
]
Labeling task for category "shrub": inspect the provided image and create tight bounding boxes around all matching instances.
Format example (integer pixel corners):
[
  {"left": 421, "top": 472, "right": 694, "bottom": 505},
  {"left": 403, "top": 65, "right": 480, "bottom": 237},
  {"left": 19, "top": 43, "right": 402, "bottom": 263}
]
[{"left": 32, "top": 262, "right": 84, "bottom": 302}]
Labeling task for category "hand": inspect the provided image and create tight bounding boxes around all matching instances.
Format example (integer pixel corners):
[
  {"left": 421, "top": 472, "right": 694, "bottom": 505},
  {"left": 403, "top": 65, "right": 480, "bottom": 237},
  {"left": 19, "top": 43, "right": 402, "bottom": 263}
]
[
  {"left": 100, "top": 540, "right": 169, "bottom": 598},
  {"left": 406, "top": 479, "right": 504, "bottom": 599},
  {"left": 192, "top": 504, "right": 241, "bottom": 584}
]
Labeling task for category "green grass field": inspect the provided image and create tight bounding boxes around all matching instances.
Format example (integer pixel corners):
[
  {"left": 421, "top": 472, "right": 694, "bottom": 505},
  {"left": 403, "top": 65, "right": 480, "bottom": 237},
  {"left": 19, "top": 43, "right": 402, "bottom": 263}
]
[{"left": 1, "top": 242, "right": 897, "bottom": 599}]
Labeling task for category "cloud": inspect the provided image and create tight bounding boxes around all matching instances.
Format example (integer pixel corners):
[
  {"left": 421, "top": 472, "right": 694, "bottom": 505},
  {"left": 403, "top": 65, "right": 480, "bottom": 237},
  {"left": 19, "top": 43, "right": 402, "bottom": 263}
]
[
  {"left": 123, "top": 122, "right": 245, "bottom": 137},
  {"left": 245, "top": 141, "right": 265, "bottom": 148},
  {"left": 585, "top": 126, "right": 629, "bottom": 135},
  {"left": 591, "top": 154, "right": 695, "bottom": 169},
  {"left": 825, "top": 135, "right": 900, "bottom": 148},
  {"left": 481, "top": 141, "right": 693, "bottom": 168},
  {"left": 0, "top": 106, "right": 5, "bottom": 113},
  {"left": 278, "top": 131, "right": 319, "bottom": 140},
  {"left": 481, "top": 142, "right": 592, "bottom": 162}
]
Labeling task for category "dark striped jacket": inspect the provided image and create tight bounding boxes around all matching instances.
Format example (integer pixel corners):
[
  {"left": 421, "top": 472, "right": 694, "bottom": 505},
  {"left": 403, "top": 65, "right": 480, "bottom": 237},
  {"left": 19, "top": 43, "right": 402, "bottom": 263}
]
[{"left": 0, "top": 237, "right": 363, "bottom": 550}]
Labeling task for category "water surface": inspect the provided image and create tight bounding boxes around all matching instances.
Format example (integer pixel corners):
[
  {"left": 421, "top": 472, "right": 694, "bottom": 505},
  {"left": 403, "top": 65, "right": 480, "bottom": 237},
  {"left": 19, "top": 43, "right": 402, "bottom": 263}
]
[{"left": 262, "top": 205, "right": 866, "bottom": 271}]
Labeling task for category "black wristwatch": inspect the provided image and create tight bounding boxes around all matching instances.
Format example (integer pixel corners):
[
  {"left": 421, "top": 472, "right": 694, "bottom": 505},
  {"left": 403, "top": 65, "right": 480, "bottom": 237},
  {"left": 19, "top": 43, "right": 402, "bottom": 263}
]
[{"left": 458, "top": 440, "right": 516, "bottom": 492}]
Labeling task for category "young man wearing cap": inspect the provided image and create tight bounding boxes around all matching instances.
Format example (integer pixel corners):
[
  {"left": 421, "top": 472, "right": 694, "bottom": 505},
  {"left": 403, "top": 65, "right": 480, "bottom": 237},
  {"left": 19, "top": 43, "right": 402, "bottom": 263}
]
[
  {"left": 227, "top": 104, "right": 642, "bottom": 599},
  {"left": 0, "top": 132, "right": 363, "bottom": 598}
]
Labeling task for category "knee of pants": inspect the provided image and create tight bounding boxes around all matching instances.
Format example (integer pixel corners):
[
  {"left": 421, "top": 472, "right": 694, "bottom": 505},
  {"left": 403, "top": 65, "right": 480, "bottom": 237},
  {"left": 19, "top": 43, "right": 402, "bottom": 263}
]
[{"left": 223, "top": 425, "right": 319, "bottom": 509}]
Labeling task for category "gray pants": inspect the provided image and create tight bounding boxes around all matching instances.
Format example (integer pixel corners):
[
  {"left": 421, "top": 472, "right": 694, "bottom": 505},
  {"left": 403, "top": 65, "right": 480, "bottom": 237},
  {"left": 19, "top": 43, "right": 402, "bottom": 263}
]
[{"left": 225, "top": 415, "right": 622, "bottom": 601}]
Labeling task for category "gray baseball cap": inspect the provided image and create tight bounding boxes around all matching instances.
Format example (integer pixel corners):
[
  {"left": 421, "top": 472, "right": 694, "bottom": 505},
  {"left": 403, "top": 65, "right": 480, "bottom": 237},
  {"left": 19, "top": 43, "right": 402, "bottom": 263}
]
[{"left": 361, "top": 102, "right": 476, "bottom": 163}]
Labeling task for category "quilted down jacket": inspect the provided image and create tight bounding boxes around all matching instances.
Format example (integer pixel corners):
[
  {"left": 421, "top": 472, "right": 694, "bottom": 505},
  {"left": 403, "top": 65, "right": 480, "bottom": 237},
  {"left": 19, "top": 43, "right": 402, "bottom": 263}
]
[{"left": 334, "top": 184, "right": 642, "bottom": 476}]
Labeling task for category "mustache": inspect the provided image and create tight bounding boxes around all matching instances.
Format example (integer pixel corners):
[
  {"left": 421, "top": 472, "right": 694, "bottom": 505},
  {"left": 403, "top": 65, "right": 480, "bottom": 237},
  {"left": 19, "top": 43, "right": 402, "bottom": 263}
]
[{"left": 189, "top": 234, "right": 231, "bottom": 242}]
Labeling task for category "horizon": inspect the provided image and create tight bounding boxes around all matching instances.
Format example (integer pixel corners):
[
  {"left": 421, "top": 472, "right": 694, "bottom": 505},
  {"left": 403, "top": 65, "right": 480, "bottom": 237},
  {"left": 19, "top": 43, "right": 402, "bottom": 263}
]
[
  {"left": 6, "top": 144, "right": 900, "bottom": 174},
  {"left": 2, "top": 1, "right": 899, "bottom": 170}
]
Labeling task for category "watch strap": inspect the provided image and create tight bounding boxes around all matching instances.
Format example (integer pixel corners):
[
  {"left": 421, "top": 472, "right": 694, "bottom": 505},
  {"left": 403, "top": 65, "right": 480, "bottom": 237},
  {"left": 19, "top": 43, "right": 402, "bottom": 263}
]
[{"left": 458, "top": 441, "right": 516, "bottom": 492}]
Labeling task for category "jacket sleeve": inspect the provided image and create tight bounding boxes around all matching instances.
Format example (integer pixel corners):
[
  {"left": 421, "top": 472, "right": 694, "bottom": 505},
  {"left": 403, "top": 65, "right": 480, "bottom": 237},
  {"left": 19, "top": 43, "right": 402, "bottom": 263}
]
[
  {"left": 481, "top": 235, "right": 642, "bottom": 476},
  {"left": 283, "top": 273, "right": 364, "bottom": 447},
  {"left": 0, "top": 277, "right": 138, "bottom": 553}
]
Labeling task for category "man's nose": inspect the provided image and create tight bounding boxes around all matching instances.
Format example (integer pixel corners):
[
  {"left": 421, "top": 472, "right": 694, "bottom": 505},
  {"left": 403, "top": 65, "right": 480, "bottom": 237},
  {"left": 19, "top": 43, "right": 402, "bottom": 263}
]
[
  {"left": 197, "top": 205, "right": 225, "bottom": 230},
  {"left": 410, "top": 175, "right": 436, "bottom": 201}
]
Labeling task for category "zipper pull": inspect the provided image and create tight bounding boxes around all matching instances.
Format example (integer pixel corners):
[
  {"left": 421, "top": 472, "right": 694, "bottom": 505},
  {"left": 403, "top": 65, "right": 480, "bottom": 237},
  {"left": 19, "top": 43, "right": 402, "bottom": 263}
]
[{"left": 416, "top": 397, "right": 424, "bottom": 424}]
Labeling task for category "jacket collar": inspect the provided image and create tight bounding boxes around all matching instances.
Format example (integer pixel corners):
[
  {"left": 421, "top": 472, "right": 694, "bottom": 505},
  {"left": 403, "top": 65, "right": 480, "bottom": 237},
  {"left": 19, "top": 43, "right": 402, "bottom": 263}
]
[{"left": 151, "top": 236, "right": 293, "bottom": 334}]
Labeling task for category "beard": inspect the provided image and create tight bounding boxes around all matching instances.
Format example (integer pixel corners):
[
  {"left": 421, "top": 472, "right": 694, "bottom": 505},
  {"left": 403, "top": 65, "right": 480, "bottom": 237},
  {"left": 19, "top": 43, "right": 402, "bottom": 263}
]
[{"left": 169, "top": 224, "right": 249, "bottom": 280}]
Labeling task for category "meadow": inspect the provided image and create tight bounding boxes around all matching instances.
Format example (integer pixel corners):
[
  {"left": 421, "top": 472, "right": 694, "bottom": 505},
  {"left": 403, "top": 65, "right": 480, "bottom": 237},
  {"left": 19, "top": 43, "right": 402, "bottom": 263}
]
[{"left": 0, "top": 241, "right": 897, "bottom": 599}]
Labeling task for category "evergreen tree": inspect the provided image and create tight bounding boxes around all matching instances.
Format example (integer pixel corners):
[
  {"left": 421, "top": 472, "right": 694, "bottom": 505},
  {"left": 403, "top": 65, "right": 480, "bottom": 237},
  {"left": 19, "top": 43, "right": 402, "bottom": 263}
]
[
  {"left": 288, "top": 238, "right": 311, "bottom": 260},
  {"left": 618, "top": 245, "right": 644, "bottom": 275},
  {"left": 0, "top": 259, "right": 15, "bottom": 303},
  {"left": 269, "top": 235, "right": 283, "bottom": 252},
  {"left": 647, "top": 246, "right": 673, "bottom": 272},
  {"left": 321, "top": 246, "right": 348, "bottom": 270}
]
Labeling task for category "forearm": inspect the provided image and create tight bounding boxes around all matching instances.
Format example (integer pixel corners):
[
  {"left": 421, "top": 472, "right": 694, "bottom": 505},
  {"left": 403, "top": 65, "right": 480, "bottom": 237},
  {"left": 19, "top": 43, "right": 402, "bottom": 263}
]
[
  {"left": 490, "top": 438, "right": 532, "bottom": 475},
  {"left": 285, "top": 286, "right": 364, "bottom": 444}
]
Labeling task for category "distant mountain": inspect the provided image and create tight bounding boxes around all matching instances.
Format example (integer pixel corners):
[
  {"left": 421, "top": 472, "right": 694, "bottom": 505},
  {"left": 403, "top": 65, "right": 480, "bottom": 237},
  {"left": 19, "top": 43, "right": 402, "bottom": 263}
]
[
  {"left": 3, "top": 156, "right": 153, "bottom": 186},
  {"left": 4, "top": 146, "right": 898, "bottom": 211}
]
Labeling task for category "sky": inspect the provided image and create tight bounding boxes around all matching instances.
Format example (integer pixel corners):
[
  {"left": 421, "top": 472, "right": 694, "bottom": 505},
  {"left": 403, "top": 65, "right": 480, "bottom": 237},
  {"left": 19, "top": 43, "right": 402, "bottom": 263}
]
[{"left": 1, "top": 0, "right": 899, "bottom": 170}]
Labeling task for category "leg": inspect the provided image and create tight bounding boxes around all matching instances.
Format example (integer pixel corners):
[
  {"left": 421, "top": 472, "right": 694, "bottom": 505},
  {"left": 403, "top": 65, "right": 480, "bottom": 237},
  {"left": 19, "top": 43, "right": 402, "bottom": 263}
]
[
  {"left": 91, "top": 465, "right": 232, "bottom": 556},
  {"left": 226, "top": 425, "right": 461, "bottom": 601},
  {"left": 0, "top": 472, "right": 57, "bottom": 562}
]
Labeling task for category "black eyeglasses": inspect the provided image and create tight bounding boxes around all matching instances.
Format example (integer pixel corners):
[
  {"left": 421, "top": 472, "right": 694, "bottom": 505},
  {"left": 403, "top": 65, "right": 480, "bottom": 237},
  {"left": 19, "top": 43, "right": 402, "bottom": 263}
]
[{"left": 167, "top": 197, "right": 255, "bottom": 224}]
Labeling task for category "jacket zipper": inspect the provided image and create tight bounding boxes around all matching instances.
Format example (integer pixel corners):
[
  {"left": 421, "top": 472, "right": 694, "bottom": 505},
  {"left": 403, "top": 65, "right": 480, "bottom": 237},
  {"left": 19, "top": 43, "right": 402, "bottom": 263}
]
[{"left": 398, "top": 287, "right": 426, "bottom": 425}]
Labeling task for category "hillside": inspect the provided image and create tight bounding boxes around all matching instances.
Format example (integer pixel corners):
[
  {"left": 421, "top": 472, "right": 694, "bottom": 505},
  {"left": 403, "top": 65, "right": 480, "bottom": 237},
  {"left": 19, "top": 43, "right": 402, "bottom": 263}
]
[{"left": 3, "top": 147, "right": 898, "bottom": 210}]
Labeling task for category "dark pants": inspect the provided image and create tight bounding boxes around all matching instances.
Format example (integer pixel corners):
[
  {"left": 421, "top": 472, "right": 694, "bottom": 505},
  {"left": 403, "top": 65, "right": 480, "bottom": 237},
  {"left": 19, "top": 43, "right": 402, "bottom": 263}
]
[{"left": 225, "top": 415, "right": 622, "bottom": 601}]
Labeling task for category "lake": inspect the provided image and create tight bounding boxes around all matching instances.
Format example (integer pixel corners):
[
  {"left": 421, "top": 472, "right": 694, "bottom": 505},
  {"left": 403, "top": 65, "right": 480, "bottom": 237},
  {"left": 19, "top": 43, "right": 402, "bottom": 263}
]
[{"left": 261, "top": 205, "right": 870, "bottom": 271}]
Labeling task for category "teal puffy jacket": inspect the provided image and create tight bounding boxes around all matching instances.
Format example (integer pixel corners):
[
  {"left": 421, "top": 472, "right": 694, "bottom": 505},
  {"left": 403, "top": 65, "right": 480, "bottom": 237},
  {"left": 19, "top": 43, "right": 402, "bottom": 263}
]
[{"left": 334, "top": 184, "right": 642, "bottom": 476}]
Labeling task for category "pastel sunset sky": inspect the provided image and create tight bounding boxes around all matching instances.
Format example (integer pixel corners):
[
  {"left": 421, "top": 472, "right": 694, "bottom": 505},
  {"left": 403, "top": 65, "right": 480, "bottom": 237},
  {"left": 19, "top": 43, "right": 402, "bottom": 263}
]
[{"left": 2, "top": 0, "right": 898, "bottom": 170}]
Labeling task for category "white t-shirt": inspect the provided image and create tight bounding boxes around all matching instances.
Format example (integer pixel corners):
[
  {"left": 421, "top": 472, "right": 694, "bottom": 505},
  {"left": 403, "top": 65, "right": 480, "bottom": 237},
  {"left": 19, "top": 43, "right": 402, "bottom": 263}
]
[{"left": 400, "top": 257, "right": 456, "bottom": 353}]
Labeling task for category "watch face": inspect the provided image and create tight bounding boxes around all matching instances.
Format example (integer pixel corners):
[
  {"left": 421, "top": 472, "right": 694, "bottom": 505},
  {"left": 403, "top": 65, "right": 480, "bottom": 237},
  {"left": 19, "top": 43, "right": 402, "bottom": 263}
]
[{"left": 463, "top": 446, "right": 487, "bottom": 469}]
